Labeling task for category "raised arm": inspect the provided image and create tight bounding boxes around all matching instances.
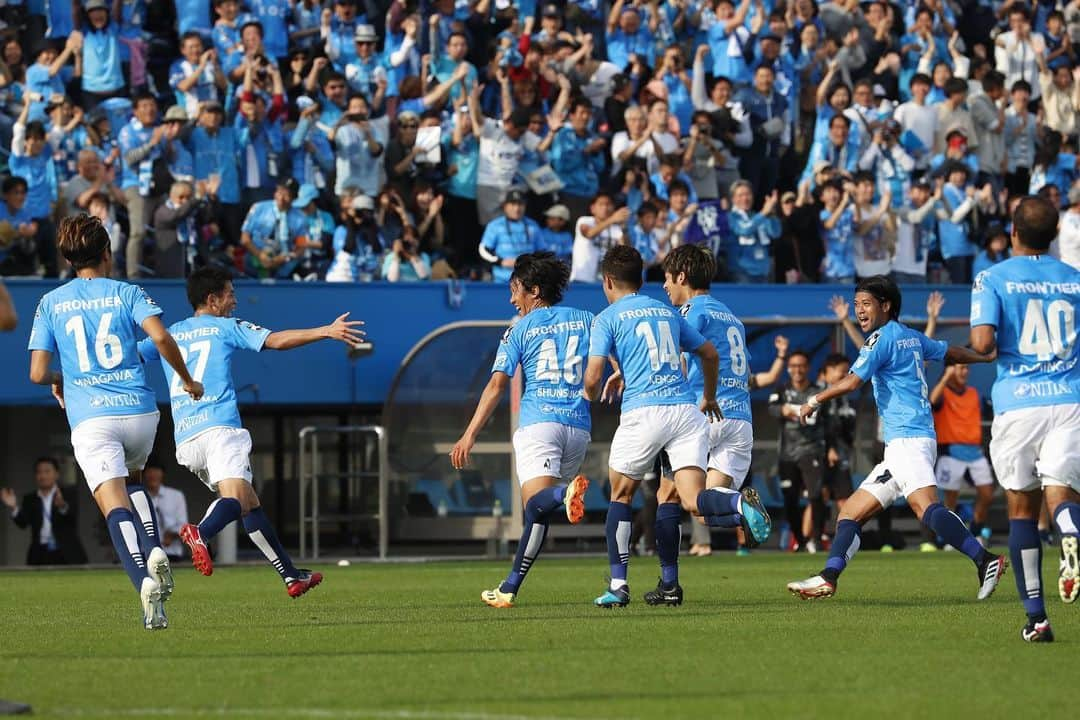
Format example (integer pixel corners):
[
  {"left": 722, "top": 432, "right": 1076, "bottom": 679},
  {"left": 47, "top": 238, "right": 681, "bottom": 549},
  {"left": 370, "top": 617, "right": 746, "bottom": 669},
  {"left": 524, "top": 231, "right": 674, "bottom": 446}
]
[
  {"left": 829, "top": 295, "right": 865, "bottom": 350},
  {"left": 751, "top": 334, "right": 787, "bottom": 388},
  {"left": 263, "top": 312, "right": 366, "bottom": 350},
  {"left": 142, "top": 316, "right": 203, "bottom": 399},
  {"left": 924, "top": 290, "right": 944, "bottom": 340},
  {"left": 449, "top": 371, "right": 510, "bottom": 469}
]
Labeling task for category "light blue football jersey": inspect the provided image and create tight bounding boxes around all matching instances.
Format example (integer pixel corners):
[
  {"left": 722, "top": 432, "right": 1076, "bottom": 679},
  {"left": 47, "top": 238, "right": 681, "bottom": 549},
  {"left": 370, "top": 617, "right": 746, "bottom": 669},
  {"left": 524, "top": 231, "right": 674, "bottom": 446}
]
[
  {"left": 139, "top": 315, "right": 271, "bottom": 445},
  {"left": 589, "top": 293, "right": 706, "bottom": 413},
  {"left": 492, "top": 306, "right": 593, "bottom": 432},
  {"left": 681, "top": 294, "right": 752, "bottom": 422},
  {"left": 28, "top": 278, "right": 161, "bottom": 430},
  {"left": 850, "top": 320, "right": 946, "bottom": 442},
  {"left": 970, "top": 256, "right": 1080, "bottom": 414}
]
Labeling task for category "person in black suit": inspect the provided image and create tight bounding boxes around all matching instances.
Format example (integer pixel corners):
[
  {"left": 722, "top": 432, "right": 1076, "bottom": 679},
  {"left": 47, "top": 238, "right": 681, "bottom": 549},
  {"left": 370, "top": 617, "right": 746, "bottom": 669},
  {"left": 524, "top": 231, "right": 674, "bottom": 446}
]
[{"left": 1, "top": 457, "right": 88, "bottom": 565}]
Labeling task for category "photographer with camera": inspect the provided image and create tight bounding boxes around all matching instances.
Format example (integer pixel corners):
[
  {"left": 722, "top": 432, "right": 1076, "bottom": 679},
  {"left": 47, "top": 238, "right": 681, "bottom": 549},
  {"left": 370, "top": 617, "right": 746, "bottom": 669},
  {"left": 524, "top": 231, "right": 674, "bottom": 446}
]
[
  {"left": 383, "top": 225, "right": 431, "bottom": 282},
  {"left": 332, "top": 93, "right": 385, "bottom": 198},
  {"left": 236, "top": 55, "right": 288, "bottom": 208},
  {"left": 858, "top": 120, "right": 914, "bottom": 208}
]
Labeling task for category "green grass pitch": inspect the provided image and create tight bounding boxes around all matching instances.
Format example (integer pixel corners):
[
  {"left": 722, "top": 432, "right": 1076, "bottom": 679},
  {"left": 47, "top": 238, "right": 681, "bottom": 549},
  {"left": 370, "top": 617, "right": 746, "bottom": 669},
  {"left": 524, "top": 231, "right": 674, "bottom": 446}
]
[{"left": 1, "top": 552, "right": 1075, "bottom": 719}]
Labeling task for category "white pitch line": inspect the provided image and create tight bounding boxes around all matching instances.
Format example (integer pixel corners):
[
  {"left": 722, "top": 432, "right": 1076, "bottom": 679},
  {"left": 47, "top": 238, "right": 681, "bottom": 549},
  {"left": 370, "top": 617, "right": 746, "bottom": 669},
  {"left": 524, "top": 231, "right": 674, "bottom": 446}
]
[{"left": 55, "top": 707, "right": 620, "bottom": 720}]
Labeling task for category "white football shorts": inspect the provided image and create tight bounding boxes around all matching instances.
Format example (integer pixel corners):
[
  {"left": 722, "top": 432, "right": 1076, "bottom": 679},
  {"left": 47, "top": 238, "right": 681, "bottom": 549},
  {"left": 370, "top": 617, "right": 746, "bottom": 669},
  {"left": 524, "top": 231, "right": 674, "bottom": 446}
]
[
  {"left": 990, "top": 404, "right": 1080, "bottom": 493},
  {"left": 707, "top": 417, "right": 753, "bottom": 488},
  {"left": 71, "top": 411, "right": 160, "bottom": 494},
  {"left": 609, "top": 404, "right": 708, "bottom": 481},
  {"left": 513, "top": 422, "right": 590, "bottom": 485},
  {"left": 176, "top": 427, "right": 254, "bottom": 491},
  {"left": 857, "top": 436, "right": 938, "bottom": 508},
  {"left": 935, "top": 454, "right": 994, "bottom": 491}
]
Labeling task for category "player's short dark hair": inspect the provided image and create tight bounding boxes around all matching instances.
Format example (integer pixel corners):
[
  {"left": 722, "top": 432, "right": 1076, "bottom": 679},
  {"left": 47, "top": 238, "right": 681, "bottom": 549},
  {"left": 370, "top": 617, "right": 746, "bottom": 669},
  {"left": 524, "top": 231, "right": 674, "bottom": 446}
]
[
  {"left": 187, "top": 266, "right": 234, "bottom": 311},
  {"left": 822, "top": 352, "right": 851, "bottom": 370},
  {"left": 663, "top": 244, "right": 715, "bottom": 290},
  {"left": 2, "top": 175, "right": 27, "bottom": 194},
  {"left": 321, "top": 70, "right": 346, "bottom": 88},
  {"left": 855, "top": 274, "right": 902, "bottom": 320},
  {"left": 853, "top": 170, "right": 875, "bottom": 185},
  {"left": 57, "top": 214, "right": 111, "bottom": 270},
  {"left": 144, "top": 459, "right": 165, "bottom": 474},
  {"left": 1012, "top": 195, "right": 1059, "bottom": 252},
  {"left": 600, "top": 245, "right": 644, "bottom": 290},
  {"left": 510, "top": 251, "right": 570, "bottom": 305},
  {"left": 34, "top": 456, "right": 59, "bottom": 472}
]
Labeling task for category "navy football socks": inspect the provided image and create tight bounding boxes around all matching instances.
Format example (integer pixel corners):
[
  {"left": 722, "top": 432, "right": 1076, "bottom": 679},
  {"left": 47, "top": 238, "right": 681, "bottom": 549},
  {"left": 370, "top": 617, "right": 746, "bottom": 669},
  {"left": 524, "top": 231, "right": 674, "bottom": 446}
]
[
  {"left": 1009, "top": 518, "right": 1046, "bottom": 621},
  {"left": 655, "top": 503, "right": 682, "bottom": 588},
  {"left": 106, "top": 508, "right": 149, "bottom": 590},
  {"left": 606, "top": 501, "right": 633, "bottom": 590},
  {"left": 126, "top": 484, "right": 162, "bottom": 556},
  {"left": 499, "top": 487, "right": 565, "bottom": 593},
  {"left": 199, "top": 497, "right": 243, "bottom": 541},
  {"left": 822, "top": 519, "right": 862, "bottom": 583},
  {"left": 243, "top": 507, "right": 299, "bottom": 582},
  {"left": 922, "top": 503, "right": 989, "bottom": 565}
]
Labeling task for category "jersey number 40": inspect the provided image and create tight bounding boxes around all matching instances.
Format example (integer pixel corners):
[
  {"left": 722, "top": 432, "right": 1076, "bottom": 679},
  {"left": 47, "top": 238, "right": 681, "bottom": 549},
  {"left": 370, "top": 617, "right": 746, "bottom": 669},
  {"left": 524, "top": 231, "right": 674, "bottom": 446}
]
[{"left": 1019, "top": 299, "right": 1076, "bottom": 362}]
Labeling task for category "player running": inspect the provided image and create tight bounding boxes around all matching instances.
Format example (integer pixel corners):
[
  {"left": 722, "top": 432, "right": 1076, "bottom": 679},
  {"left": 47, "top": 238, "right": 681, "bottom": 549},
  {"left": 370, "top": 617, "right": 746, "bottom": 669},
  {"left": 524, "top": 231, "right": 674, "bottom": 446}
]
[
  {"left": 642, "top": 245, "right": 759, "bottom": 606},
  {"left": 28, "top": 215, "right": 204, "bottom": 630},
  {"left": 786, "top": 275, "right": 1007, "bottom": 601},
  {"left": 140, "top": 267, "right": 365, "bottom": 598},
  {"left": 969, "top": 196, "right": 1080, "bottom": 643},
  {"left": 585, "top": 246, "right": 771, "bottom": 608},
  {"left": 450, "top": 252, "right": 593, "bottom": 608}
]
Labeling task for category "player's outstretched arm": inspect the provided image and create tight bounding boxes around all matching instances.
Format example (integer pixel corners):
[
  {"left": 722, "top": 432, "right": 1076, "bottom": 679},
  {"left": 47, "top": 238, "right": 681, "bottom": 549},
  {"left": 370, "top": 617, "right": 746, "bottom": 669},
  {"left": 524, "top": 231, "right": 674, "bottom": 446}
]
[
  {"left": 969, "top": 325, "right": 996, "bottom": 355},
  {"left": 751, "top": 334, "right": 788, "bottom": 389},
  {"left": 798, "top": 372, "right": 863, "bottom": 424},
  {"left": 264, "top": 312, "right": 366, "bottom": 351},
  {"left": 142, "top": 316, "right": 204, "bottom": 400},
  {"left": 29, "top": 350, "right": 64, "bottom": 408},
  {"left": 450, "top": 372, "right": 510, "bottom": 470},
  {"left": 944, "top": 344, "right": 995, "bottom": 365},
  {"left": 583, "top": 356, "right": 608, "bottom": 402},
  {"left": 695, "top": 341, "right": 723, "bottom": 421}
]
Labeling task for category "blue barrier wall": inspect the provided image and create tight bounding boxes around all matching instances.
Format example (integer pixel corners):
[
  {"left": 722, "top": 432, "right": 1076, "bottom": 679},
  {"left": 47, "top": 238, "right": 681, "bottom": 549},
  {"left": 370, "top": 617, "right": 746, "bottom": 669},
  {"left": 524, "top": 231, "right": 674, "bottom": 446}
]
[{"left": 0, "top": 280, "right": 980, "bottom": 406}]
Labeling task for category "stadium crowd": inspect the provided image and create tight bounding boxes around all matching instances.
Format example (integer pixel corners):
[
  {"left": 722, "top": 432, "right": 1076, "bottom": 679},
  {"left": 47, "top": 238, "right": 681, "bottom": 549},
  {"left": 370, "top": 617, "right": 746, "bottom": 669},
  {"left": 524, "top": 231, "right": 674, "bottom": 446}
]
[{"left": 1, "top": 0, "right": 1080, "bottom": 282}]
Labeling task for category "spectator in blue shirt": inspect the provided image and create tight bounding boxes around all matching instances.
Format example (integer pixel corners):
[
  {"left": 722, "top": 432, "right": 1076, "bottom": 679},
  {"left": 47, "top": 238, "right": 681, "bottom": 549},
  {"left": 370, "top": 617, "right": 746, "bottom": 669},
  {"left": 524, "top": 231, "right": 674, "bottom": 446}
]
[
  {"left": 25, "top": 34, "right": 81, "bottom": 122},
  {"left": 479, "top": 189, "right": 542, "bottom": 282},
  {"left": 344, "top": 24, "right": 390, "bottom": 114},
  {"left": 323, "top": 0, "right": 362, "bottom": 70},
  {"left": 802, "top": 113, "right": 860, "bottom": 187},
  {"left": 290, "top": 97, "right": 334, "bottom": 193},
  {"left": 382, "top": 224, "right": 431, "bottom": 281},
  {"left": 248, "top": 0, "right": 291, "bottom": 60},
  {"left": 9, "top": 99, "right": 58, "bottom": 276},
  {"left": 937, "top": 161, "right": 979, "bottom": 284},
  {"left": 538, "top": 204, "right": 573, "bottom": 264},
  {"left": 79, "top": 0, "right": 124, "bottom": 107},
  {"left": 726, "top": 180, "right": 781, "bottom": 282},
  {"left": 0, "top": 175, "right": 39, "bottom": 275},
  {"left": 550, "top": 98, "right": 606, "bottom": 221},
  {"left": 738, "top": 64, "right": 788, "bottom": 198},
  {"left": 650, "top": 153, "right": 699, "bottom": 204},
  {"left": 118, "top": 91, "right": 165, "bottom": 277},
  {"left": 818, "top": 179, "right": 856, "bottom": 283},
  {"left": 191, "top": 100, "right": 242, "bottom": 247},
  {"left": 606, "top": 0, "right": 656, "bottom": 70},
  {"left": 428, "top": 16, "right": 477, "bottom": 103},
  {"left": 169, "top": 33, "right": 227, "bottom": 118},
  {"left": 290, "top": 182, "right": 332, "bottom": 277},
  {"left": 240, "top": 179, "right": 310, "bottom": 278},
  {"left": 212, "top": 0, "right": 243, "bottom": 58}
]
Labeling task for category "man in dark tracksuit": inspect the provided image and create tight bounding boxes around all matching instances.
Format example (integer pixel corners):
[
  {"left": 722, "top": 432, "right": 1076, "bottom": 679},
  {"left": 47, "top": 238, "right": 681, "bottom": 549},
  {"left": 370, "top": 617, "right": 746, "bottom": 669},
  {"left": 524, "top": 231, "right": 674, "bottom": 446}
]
[{"left": 769, "top": 350, "right": 826, "bottom": 552}]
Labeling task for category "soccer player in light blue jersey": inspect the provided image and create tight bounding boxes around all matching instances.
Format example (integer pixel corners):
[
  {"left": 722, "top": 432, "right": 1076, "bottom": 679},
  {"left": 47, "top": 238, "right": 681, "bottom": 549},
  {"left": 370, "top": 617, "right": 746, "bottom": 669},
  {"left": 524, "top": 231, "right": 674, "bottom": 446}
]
[
  {"left": 787, "top": 276, "right": 1007, "bottom": 602},
  {"left": 28, "top": 215, "right": 204, "bottom": 630},
  {"left": 139, "top": 267, "right": 365, "bottom": 598},
  {"left": 450, "top": 252, "right": 593, "bottom": 608},
  {"left": 969, "top": 196, "right": 1080, "bottom": 643},
  {"left": 635, "top": 244, "right": 759, "bottom": 606},
  {"left": 584, "top": 246, "right": 771, "bottom": 608}
]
